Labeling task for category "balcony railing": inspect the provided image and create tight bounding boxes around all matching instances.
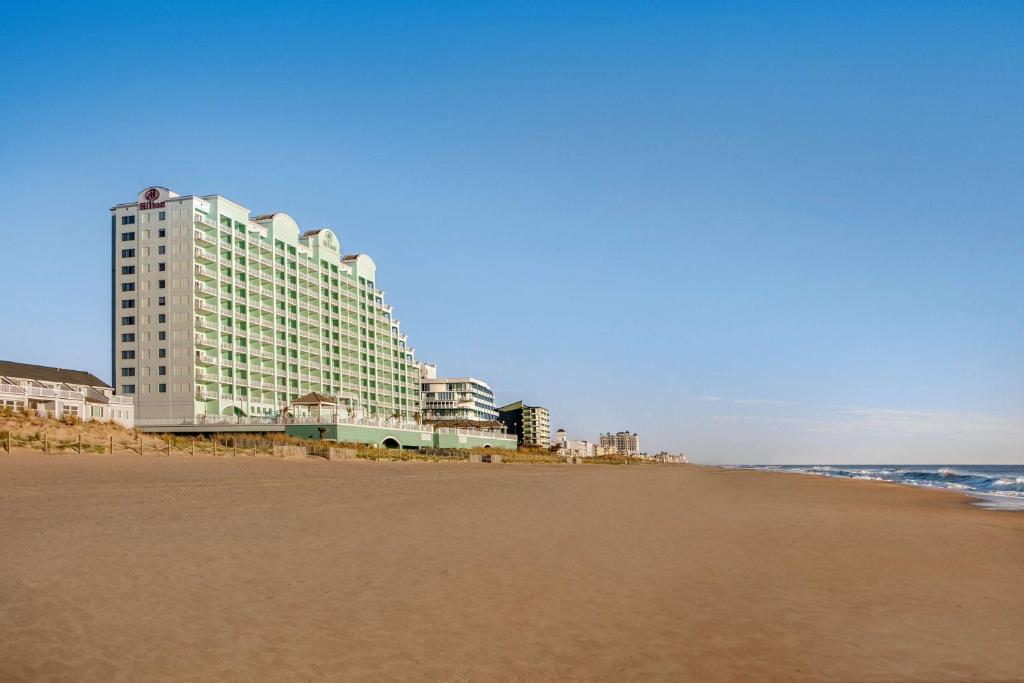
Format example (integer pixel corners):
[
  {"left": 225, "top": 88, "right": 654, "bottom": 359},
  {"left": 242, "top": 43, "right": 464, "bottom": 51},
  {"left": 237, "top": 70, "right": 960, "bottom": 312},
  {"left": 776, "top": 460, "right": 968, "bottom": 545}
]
[{"left": 0, "top": 383, "right": 27, "bottom": 396}]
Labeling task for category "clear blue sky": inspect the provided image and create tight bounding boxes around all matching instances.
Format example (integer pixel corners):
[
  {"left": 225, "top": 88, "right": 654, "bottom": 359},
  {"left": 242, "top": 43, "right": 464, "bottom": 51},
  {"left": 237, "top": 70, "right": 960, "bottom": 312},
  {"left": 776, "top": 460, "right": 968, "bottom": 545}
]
[{"left": 1, "top": 1, "right": 1021, "bottom": 463}]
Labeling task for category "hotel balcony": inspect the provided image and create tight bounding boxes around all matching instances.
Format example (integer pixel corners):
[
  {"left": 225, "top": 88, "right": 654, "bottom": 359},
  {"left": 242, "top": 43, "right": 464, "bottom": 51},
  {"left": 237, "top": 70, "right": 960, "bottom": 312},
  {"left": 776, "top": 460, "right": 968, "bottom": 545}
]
[
  {"left": 194, "top": 334, "right": 216, "bottom": 348},
  {"left": 193, "top": 229, "right": 216, "bottom": 247},
  {"left": 196, "top": 352, "right": 216, "bottom": 365},
  {"left": 194, "top": 213, "right": 216, "bottom": 229},
  {"left": 194, "top": 299, "right": 215, "bottom": 315},
  {"left": 194, "top": 246, "right": 216, "bottom": 263},
  {"left": 194, "top": 264, "right": 216, "bottom": 281},
  {"left": 194, "top": 316, "right": 216, "bottom": 332}
]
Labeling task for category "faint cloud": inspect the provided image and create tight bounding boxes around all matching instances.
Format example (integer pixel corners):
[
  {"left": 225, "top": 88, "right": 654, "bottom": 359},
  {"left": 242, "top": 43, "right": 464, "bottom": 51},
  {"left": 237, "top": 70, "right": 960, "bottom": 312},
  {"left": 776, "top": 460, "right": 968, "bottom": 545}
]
[
  {"left": 697, "top": 395, "right": 789, "bottom": 406},
  {"left": 711, "top": 406, "right": 1024, "bottom": 443}
]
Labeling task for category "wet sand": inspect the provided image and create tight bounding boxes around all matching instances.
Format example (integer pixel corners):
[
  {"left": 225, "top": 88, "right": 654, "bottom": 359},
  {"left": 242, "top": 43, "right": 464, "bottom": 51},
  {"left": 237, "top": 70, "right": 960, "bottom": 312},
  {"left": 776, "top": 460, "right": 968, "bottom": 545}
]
[{"left": 1, "top": 453, "right": 1022, "bottom": 681}]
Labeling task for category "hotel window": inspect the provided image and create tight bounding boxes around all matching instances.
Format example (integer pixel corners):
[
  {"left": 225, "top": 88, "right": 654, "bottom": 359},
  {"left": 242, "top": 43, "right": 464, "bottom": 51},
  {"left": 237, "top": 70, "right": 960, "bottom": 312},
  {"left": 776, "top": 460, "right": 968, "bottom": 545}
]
[
  {"left": 158, "top": 245, "right": 166, "bottom": 255},
  {"left": 158, "top": 366, "right": 166, "bottom": 376},
  {"left": 122, "top": 232, "right": 135, "bottom": 241},
  {"left": 121, "top": 316, "right": 135, "bottom": 325},
  {"left": 121, "top": 368, "right": 135, "bottom": 377},
  {"left": 121, "top": 282, "right": 135, "bottom": 292},
  {"left": 158, "top": 384, "right": 167, "bottom": 393},
  {"left": 121, "top": 333, "right": 135, "bottom": 342},
  {"left": 121, "top": 350, "right": 135, "bottom": 360},
  {"left": 158, "top": 331, "right": 166, "bottom": 341},
  {"left": 121, "top": 215, "right": 135, "bottom": 225},
  {"left": 158, "top": 212, "right": 166, "bottom": 222},
  {"left": 158, "top": 262, "right": 166, "bottom": 272},
  {"left": 158, "top": 227, "right": 166, "bottom": 237},
  {"left": 121, "top": 249, "right": 135, "bottom": 258},
  {"left": 158, "top": 280, "right": 166, "bottom": 289},
  {"left": 121, "top": 299, "right": 135, "bottom": 309},
  {"left": 158, "top": 314, "right": 166, "bottom": 323},
  {"left": 121, "top": 266, "right": 135, "bottom": 275},
  {"left": 158, "top": 348, "right": 166, "bottom": 358},
  {"left": 122, "top": 384, "right": 135, "bottom": 394}
]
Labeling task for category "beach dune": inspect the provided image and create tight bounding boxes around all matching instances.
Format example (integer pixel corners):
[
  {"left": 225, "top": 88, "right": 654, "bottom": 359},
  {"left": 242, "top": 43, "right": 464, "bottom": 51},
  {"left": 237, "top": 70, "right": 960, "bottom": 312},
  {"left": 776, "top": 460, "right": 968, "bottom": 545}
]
[{"left": 1, "top": 453, "right": 1022, "bottom": 681}]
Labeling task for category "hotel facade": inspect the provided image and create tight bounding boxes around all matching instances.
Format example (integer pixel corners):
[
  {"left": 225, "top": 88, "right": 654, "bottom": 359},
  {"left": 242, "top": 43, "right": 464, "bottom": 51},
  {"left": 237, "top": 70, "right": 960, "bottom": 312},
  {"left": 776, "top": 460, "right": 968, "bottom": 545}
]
[{"left": 111, "top": 187, "right": 421, "bottom": 426}]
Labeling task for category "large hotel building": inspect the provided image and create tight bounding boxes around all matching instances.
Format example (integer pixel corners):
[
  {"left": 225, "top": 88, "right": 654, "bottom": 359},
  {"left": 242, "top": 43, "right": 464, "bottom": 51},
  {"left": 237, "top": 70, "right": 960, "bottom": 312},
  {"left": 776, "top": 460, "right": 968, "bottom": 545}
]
[{"left": 111, "top": 187, "right": 421, "bottom": 426}]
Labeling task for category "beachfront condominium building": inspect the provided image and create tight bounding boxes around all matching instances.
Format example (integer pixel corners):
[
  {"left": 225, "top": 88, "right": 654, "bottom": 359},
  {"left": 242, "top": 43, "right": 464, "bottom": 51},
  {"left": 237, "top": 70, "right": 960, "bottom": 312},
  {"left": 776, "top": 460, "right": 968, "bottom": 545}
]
[
  {"left": 497, "top": 401, "right": 551, "bottom": 448},
  {"left": 0, "top": 360, "right": 135, "bottom": 427},
  {"left": 420, "top": 373, "right": 499, "bottom": 422},
  {"left": 111, "top": 187, "right": 420, "bottom": 425},
  {"left": 600, "top": 431, "right": 641, "bottom": 455}
]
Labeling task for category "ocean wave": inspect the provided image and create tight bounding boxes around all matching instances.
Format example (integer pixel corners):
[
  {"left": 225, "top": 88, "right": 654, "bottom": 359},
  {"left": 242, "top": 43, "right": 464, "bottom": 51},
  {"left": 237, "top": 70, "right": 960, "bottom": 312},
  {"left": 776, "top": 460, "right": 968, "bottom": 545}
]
[{"left": 751, "top": 464, "right": 1024, "bottom": 511}]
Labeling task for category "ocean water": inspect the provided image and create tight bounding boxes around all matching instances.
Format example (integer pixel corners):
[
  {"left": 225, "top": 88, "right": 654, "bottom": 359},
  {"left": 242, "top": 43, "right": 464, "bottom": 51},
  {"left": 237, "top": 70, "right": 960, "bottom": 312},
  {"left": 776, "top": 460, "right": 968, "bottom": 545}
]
[{"left": 739, "top": 464, "right": 1024, "bottom": 511}]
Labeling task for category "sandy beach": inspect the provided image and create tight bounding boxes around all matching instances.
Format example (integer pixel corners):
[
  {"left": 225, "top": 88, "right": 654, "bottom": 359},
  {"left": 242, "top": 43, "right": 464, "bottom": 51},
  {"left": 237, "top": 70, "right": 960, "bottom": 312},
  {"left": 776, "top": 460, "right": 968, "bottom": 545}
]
[{"left": 1, "top": 453, "right": 1022, "bottom": 682}]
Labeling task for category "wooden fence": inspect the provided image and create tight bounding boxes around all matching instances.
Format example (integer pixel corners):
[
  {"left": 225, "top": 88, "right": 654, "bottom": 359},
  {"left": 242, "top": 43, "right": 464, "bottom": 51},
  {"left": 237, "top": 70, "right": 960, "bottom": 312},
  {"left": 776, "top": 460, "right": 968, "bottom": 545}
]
[{"left": 0, "top": 430, "right": 297, "bottom": 458}]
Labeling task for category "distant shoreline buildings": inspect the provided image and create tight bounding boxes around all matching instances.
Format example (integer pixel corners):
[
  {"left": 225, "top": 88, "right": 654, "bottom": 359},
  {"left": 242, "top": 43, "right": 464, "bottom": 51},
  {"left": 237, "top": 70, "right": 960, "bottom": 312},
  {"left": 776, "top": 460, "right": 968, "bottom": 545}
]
[
  {"left": 6, "top": 185, "right": 683, "bottom": 456},
  {"left": 600, "top": 431, "right": 641, "bottom": 456}
]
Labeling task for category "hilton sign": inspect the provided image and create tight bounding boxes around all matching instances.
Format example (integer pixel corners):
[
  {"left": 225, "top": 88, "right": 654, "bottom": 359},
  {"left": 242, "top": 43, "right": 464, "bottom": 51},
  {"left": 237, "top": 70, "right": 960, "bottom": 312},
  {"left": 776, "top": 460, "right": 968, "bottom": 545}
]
[{"left": 138, "top": 187, "right": 166, "bottom": 210}]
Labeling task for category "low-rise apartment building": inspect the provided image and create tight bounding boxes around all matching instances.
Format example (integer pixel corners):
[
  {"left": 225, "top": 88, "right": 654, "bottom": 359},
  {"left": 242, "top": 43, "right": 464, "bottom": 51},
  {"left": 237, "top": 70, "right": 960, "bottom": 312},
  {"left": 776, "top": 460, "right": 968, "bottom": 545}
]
[{"left": 0, "top": 360, "right": 135, "bottom": 427}]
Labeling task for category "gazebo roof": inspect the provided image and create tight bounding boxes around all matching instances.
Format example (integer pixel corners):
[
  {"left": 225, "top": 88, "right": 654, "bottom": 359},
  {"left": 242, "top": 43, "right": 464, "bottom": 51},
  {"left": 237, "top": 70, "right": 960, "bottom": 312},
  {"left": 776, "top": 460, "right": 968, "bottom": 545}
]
[{"left": 292, "top": 392, "right": 337, "bottom": 406}]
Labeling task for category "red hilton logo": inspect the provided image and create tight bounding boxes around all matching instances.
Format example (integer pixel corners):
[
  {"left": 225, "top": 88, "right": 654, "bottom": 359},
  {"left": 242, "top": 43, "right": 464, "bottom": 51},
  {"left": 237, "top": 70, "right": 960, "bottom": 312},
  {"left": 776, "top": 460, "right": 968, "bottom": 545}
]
[{"left": 139, "top": 187, "right": 166, "bottom": 210}]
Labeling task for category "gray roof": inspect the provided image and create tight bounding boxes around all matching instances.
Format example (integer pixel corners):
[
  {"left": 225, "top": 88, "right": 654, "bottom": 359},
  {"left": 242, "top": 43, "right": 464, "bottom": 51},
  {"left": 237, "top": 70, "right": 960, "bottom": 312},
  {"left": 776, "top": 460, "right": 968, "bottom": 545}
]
[{"left": 0, "top": 360, "right": 109, "bottom": 389}]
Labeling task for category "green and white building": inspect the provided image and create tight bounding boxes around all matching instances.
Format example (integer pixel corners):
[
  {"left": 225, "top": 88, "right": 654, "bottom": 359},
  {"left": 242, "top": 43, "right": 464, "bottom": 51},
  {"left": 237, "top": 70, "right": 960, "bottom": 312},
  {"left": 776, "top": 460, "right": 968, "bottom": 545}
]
[{"left": 111, "top": 187, "right": 421, "bottom": 427}]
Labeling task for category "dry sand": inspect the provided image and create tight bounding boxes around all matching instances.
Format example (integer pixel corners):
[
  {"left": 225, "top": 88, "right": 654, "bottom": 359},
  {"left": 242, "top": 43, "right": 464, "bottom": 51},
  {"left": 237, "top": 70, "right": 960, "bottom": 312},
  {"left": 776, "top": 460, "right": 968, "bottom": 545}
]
[{"left": 1, "top": 453, "right": 1022, "bottom": 682}]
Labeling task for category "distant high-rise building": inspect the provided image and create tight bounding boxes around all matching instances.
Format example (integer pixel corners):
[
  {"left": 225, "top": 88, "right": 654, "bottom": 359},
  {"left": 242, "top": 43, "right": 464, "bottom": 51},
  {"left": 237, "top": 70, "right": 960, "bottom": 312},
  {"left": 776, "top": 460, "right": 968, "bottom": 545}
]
[
  {"left": 498, "top": 401, "right": 551, "bottom": 448},
  {"left": 600, "top": 431, "right": 640, "bottom": 456}
]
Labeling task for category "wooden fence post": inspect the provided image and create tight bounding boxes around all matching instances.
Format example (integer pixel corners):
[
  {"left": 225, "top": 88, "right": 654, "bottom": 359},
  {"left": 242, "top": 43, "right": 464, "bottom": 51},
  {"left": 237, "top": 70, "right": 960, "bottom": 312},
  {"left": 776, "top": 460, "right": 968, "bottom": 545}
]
[
  {"left": 253, "top": 442, "right": 257, "bottom": 458},
  {"left": 191, "top": 439, "right": 195, "bottom": 457},
  {"left": 233, "top": 439, "right": 237, "bottom": 458},
  {"left": 78, "top": 433, "right": 82, "bottom": 454},
  {"left": 139, "top": 436, "right": 143, "bottom": 456},
  {"left": 6, "top": 431, "right": 10, "bottom": 453},
  {"left": 213, "top": 440, "right": 218, "bottom": 457},
  {"left": 109, "top": 435, "right": 113, "bottom": 455},
  {"left": 44, "top": 432, "right": 48, "bottom": 454},
  {"left": 166, "top": 438, "right": 171, "bottom": 457}
]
